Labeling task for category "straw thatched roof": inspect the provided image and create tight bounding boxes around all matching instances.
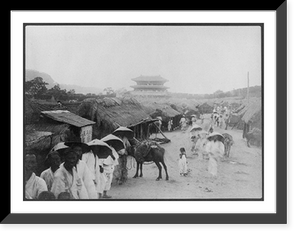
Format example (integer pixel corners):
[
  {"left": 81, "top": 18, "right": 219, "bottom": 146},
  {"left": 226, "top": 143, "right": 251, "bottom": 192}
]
[
  {"left": 77, "top": 97, "right": 151, "bottom": 137},
  {"left": 241, "top": 104, "right": 261, "bottom": 123},
  {"left": 237, "top": 98, "right": 262, "bottom": 129},
  {"left": 237, "top": 99, "right": 261, "bottom": 122},
  {"left": 25, "top": 123, "right": 70, "bottom": 151},
  {"left": 140, "top": 101, "right": 181, "bottom": 120},
  {"left": 25, "top": 131, "right": 52, "bottom": 148},
  {"left": 25, "top": 98, "right": 82, "bottom": 124},
  {"left": 25, "top": 98, "right": 91, "bottom": 152},
  {"left": 196, "top": 102, "right": 214, "bottom": 114}
]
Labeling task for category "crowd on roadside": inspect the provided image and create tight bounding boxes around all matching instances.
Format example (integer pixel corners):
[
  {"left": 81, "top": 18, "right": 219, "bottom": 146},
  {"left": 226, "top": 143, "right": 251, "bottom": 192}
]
[{"left": 25, "top": 130, "right": 132, "bottom": 200}]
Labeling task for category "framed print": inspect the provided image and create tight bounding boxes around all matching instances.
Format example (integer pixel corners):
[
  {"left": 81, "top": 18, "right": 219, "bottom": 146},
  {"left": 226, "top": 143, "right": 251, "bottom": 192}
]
[{"left": 5, "top": 2, "right": 287, "bottom": 224}]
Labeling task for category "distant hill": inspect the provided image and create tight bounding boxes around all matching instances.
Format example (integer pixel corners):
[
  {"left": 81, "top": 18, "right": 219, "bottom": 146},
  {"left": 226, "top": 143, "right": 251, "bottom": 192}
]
[
  {"left": 25, "top": 69, "right": 102, "bottom": 94},
  {"left": 25, "top": 69, "right": 57, "bottom": 88}
]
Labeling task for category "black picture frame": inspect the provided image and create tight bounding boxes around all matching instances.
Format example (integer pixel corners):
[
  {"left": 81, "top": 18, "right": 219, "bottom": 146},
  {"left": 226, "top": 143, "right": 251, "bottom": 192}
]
[{"left": 5, "top": 2, "right": 287, "bottom": 224}]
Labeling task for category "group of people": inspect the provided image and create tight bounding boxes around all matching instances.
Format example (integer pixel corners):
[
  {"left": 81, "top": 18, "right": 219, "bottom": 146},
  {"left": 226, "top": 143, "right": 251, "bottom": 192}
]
[
  {"left": 211, "top": 105, "right": 231, "bottom": 129},
  {"left": 178, "top": 129, "right": 224, "bottom": 178},
  {"left": 179, "top": 115, "right": 188, "bottom": 131},
  {"left": 184, "top": 113, "right": 226, "bottom": 178},
  {"left": 25, "top": 134, "right": 131, "bottom": 200}
]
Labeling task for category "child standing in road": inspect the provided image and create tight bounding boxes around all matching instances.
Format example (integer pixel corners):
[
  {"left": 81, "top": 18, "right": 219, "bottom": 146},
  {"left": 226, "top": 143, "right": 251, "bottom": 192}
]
[{"left": 178, "top": 147, "right": 188, "bottom": 176}]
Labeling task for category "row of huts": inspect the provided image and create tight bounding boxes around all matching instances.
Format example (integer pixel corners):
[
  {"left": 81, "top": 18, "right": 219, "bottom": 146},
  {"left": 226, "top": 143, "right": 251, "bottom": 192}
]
[
  {"left": 25, "top": 96, "right": 262, "bottom": 175},
  {"left": 25, "top": 97, "right": 166, "bottom": 175}
]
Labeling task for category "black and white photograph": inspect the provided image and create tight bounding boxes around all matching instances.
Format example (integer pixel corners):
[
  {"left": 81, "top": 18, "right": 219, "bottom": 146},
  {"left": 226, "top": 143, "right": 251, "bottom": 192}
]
[
  {"left": 24, "top": 24, "right": 263, "bottom": 201},
  {"left": 6, "top": 5, "right": 289, "bottom": 227}
]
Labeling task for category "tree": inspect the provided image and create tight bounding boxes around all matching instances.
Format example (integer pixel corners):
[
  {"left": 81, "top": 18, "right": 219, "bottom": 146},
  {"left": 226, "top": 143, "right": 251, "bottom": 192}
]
[
  {"left": 25, "top": 77, "right": 48, "bottom": 98},
  {"left": 67, "top": 89, "right": 76, "bottom": 95},
  {"left": 103, "top": 87, "right": 116, "bottom": 97},
  {"left": 47, "top": 84, "right": 67, "bottom": 100}
]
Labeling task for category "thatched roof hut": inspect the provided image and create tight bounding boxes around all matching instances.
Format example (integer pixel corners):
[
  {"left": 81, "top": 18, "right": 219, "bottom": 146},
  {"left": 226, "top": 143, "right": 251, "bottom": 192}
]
[
  {"left": 233, "top": 98, "right": 262, "bottom": 139},
  {"left": 144, "top": 103, "right": 180, "bottom": 119},
  {"left": 196, "top": 102, "right": 214, "bottom": 114},
  {"left": 25, "top": 99, "right": 95, "bottom": 175},
  {"left": 77, "top": 97, "right": 153, "bottom": 139},
  {"left": 25, "top": 99, "right": 76, "bottom": 148},
  {"left": 25, "top": 123, "right": 71, "bottom": 176},
  {"left": 240, "top": 99, "right": 262, "bottom": 130},
  {"left": 131, "top": 99, "right": 183, "bottom": 131}
]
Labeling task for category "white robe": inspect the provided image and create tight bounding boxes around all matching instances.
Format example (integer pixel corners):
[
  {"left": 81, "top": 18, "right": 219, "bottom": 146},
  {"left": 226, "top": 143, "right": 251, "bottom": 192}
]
[
  {"left": 100, "top": 150, "right": 119, "bottom": 191},
  {"left": 205, "top": 140, "right": 224, "bottom": 176},
  {"left": 178, "top": 154, "right": 188, "bottom": 174},
  {"left": 51, "top": 165, "right": 89, "bottom": 199},
  {"left": 40, "top": 168, "right": 55, "bottom": 191},
  {"left": 76, "top": 159, "right": 98, "bottom": 199},
  {"left": 81, "top": 151, "right": 98, "bottom": 181},
  {"left": 194, "top": 136, "right": 208, "bottom": 158},
  {"left": 82, "top": 151, "right": 103, "bottom": 194},
  {"left": 25, "top": 172, "right": 48, "bottom": 199}
]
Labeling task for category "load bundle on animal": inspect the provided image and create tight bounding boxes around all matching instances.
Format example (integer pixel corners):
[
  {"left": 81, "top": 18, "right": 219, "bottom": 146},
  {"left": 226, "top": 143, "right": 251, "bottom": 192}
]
[
  {"left": 131, "top": 140, "right": 169, "bottom": 181},
  {"left": 78, "top": 97, "right": 158, "bottom": 185}
]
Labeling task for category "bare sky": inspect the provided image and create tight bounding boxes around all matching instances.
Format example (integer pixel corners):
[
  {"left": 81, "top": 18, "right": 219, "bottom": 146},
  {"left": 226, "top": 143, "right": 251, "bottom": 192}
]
[{"left": 25, "top": 25, "right": 261, "bottom": 94}]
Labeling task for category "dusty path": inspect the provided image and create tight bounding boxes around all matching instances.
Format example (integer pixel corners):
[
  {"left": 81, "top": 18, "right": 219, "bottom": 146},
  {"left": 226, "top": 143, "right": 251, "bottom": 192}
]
[{"left": 109, "top": 117, "right": 262, "bottom": 200}]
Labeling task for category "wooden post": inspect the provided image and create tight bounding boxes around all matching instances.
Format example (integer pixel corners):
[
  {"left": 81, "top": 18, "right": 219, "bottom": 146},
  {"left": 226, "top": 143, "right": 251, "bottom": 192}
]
[{"left": 153, "top": 123, "right": 170, "bottom": 142}]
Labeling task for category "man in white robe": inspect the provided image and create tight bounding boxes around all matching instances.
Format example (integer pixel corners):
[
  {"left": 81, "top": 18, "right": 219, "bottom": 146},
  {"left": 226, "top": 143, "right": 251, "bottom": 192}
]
[
  {"left": 40, "top": 151, "right": 61, "bottom": 191},
  {"left": 81, "top": 149, "right": 104, "bottom": 198},
  {"left": 72, "top": 144, "right": 98, "bottom": 199},
  {"left": 26, "top": 172, "right": 48, "bottom": 199},
  {"left": 99, "top": 147, "right": 119, "bottom": 198},
  {"left": 51, "top": 149, "right": 89, "bottom": 199},
  {"left": 76, "top": 159, "right": 98, "bottom": 199},
  {"left": 25, "top": 154, "right": 48, "bottom": 199}
]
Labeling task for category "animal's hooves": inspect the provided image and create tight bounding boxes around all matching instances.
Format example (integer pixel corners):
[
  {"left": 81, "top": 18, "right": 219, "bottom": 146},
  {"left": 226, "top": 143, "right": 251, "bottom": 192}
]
[
  {"left": 133, "top": 176, "right": 137, "bottom": 178},
  {"left": 156, "top": 178, "right": 162, "bottom": 181},
  {"left": 166, "top": 178, "right": 169, "bottom": 181}
]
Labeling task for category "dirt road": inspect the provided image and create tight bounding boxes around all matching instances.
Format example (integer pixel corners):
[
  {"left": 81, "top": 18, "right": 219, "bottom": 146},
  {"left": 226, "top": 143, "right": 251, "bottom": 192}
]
[{"left": 109, "top": 117, "right": 262, "bottom": 200}]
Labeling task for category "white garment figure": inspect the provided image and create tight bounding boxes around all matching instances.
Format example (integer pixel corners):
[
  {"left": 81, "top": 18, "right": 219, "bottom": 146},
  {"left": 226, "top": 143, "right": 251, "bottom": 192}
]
[
  {"left": 81, "top": 151, "right": 102, "bottom": 195},
  {"left": 51, "top": 164, "right": 89, "bottom": 199},
  {"left": 178, "top": 154, "right": 188, "bottom": 175},
  {"left": 25, "top": 172, "right": 48, "bottom": 199},
  {"left": 40, "top": 168, "right": 55, "bottom": 191},
  {"left": 100, "top": 148, "right": 119, "bottom": 192},
  {"left": 205, "top": 140, "right": 224, "bottom": 177},
  {"left": 76, "top": 159, "right": 98, "bottom": 199}
]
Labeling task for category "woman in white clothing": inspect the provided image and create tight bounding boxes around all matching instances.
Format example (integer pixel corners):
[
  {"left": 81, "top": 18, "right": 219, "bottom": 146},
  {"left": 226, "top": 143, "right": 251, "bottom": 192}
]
[{"left": 205, "top": 132, "right": 225, "bottom": 177}]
